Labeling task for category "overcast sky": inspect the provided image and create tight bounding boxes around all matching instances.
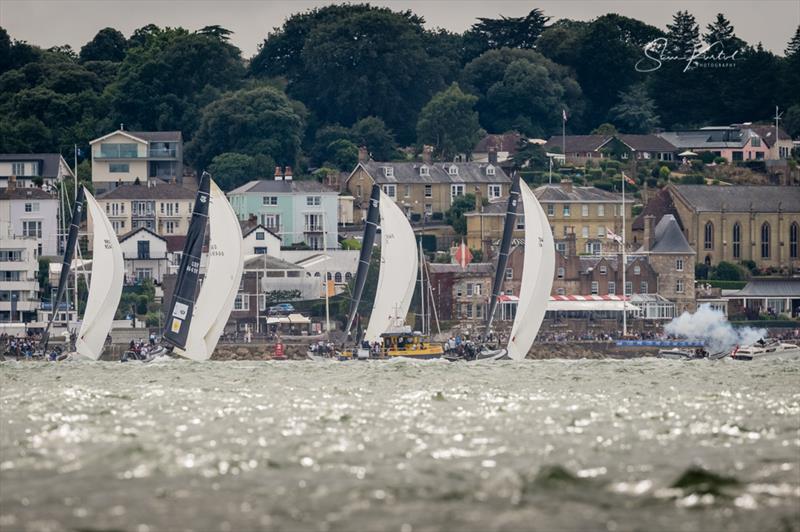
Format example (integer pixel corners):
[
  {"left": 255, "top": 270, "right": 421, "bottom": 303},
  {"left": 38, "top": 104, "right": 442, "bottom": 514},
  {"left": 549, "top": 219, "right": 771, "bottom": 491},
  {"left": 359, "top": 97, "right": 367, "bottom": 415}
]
[{"left": 2, "top": 0, "right": 798, "bottom": 57}]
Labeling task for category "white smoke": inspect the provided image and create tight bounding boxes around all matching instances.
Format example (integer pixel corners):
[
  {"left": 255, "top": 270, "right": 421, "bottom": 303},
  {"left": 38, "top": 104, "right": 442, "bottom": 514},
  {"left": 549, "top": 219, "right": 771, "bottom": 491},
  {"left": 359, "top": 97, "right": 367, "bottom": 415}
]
[{"left": 664, "top": 304, "right": 766, "bottom": 353}]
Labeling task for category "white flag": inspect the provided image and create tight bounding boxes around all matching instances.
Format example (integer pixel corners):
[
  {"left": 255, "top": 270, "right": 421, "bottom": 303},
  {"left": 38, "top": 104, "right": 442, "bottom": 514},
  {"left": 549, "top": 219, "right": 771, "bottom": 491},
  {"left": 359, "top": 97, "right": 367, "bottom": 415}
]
[
  {"left": 562, "top": 109, "right": 568, "bottom": 122},
  {"left": 606, "top": 229, "right": 623, "bottom": 244}
]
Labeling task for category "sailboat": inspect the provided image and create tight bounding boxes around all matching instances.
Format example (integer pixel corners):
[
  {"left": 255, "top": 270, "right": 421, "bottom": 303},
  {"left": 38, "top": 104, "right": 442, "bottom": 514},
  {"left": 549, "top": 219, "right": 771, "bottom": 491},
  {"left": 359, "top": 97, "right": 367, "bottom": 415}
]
[
  {"left": 477, "top": 176, "right": 555, "bottom": 361},
  {"left": 41, "top": 185, "right": 125, "bottom": 360},
  {"left": 341, "top": 184, "right": 442, "bottom": 360},
  {"left": 161, "top": 172, "right": 243, "bottom": 361}
]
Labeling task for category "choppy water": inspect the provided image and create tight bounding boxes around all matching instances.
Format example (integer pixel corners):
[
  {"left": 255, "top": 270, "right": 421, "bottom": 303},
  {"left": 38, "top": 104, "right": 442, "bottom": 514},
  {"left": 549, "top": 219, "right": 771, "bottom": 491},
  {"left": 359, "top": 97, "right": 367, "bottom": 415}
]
[{"left": 1, "top": 358, "right": 798, "bottom": 532}]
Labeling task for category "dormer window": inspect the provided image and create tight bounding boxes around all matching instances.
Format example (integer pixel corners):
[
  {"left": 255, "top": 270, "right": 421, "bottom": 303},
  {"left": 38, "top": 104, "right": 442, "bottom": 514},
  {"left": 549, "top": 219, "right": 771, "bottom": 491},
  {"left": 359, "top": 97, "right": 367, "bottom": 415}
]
[
  {"left": 419, "top": 165, "right": 429, "bottom": 177},
  {"left": 486, "top": 165, "right": 496, "bottom": 176},
  {"left": 448, "top": 165, "right": 458, "bottom": 176},
  {"left": 383, "top": 167, "right": 394, "bottom": 178}
]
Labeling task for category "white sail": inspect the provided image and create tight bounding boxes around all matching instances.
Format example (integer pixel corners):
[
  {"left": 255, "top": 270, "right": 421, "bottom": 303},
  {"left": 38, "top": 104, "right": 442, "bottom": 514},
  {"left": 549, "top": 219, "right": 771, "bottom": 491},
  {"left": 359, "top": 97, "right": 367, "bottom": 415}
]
[
  {"left": 507, "top": 180, "right": 555, "bottom": 361},
  {"left": 175, "top": 179, "right": 244, "bottom": 361},
  {"left": 364, "top": 191, "right": 418, "bottom": 343},
  {"left": 75, "top": 191, "right": 124, "bottom": 360}
]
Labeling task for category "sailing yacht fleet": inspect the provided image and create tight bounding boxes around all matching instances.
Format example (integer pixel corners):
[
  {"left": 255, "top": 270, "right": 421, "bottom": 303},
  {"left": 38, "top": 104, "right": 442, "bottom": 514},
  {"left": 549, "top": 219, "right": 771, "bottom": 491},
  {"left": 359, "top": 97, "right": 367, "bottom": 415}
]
[{"left": 41, "top": 171, "right": 557, "bottom": 362}]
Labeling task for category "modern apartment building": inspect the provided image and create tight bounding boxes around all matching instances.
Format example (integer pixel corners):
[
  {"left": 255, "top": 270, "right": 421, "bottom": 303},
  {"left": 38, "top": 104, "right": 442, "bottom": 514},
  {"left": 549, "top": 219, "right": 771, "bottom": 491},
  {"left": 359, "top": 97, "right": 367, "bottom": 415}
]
[
  {"left": 228, "top": 167, "right": 339, "bottom": 250},
  {"left": 0, "top": 234, "right": 40, "bottom": 322},
  {"left": 90, "top": 129, "right": 183, "bottom": 194}
]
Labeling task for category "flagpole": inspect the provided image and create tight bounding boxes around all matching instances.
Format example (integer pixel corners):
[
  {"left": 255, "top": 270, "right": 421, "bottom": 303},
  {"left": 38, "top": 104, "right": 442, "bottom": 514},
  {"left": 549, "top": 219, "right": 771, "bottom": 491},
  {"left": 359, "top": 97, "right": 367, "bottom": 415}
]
[
  {"left": 562, "top": 110, "right": 566, "bottom": 161},
  {"left": 621, "top": 172, "right": 627, "bottom": 338}
]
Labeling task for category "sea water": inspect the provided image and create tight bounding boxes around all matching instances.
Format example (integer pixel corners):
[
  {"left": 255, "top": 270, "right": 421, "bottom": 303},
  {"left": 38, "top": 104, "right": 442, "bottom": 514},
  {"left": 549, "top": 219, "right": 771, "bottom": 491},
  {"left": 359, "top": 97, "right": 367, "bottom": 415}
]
[{"left": 0, "top": 358, "right": 798, "bottom": 532}]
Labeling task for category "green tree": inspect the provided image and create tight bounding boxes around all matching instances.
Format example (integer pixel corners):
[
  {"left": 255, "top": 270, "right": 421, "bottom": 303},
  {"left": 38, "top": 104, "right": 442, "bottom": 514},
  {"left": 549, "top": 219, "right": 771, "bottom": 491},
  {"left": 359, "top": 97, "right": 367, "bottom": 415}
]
[
  {"left": 208, "top": 152, "right": 276, "bottom": 191},
  {"left": 108, "top": 26, "right": 245, "bottom": 136},
  {"left": 591, "top": 123, "right": 619, "bottom": 135},
  {"left": 713, "top": 261, "right": 744, "bottom": 281},
  {"left": 786, "top": 25, "right": 800, "bottom": 56},
  {"left": 511, "top": 139, "right": 547, "bottom": 170},
  {"left": 416, "top": 83, "right": 481, "bottom": 160},
  {"left": 79, "top": 27, "right": 128, "bottom": 62},
  {"left": 467, "top": 8, "right": 551, "bottom": 51},
  {"left": 609, "top": 84, "right": 660, "bottom": 133},
  {"left": 446, "top": 193, "right": 477, "bottom": 235},
  {"left": 186, "top": 85, "right": 305, "bottom": 173},
  {"left": 326, "top": 139, "right": 359, "bottom": 170},
  {"left": 350, "top": 116, "right": 397, "bottom": 161},
  {"left": 703, "top": 14, "right": 745, "bottom": 51},
  {"left": 666, "top": 10, "right": 700, "bottom": 57},
  {"left": 461, "top": 48, "right": 585, "bottom": 137},
  {"left": 310, "top": 125, "right": 352, "bottom": 167},
  {"left": 783, "top": 104, "right": 800, "bottom": 139}
]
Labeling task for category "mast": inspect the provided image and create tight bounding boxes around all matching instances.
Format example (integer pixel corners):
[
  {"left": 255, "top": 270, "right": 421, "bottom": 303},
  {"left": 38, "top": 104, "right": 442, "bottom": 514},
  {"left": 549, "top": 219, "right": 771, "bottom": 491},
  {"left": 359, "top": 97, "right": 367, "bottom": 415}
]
[
  {"left": 42, "top": 185, "right": 85, "bottom": 350},
  {"left": 344, "top": 184, "right": 381, "bottom": 337},
  {"left": 419, "top": 238, "right": 425, "bottom": 334},
  {"left": 622, "top": 172, "right": 627, "bottom": 337},
  {"left": 162, "top": 172, "right": 211, "bottom": 349},
  {"left": 485, "top": 174, "right": 521, "bottom": 334}
]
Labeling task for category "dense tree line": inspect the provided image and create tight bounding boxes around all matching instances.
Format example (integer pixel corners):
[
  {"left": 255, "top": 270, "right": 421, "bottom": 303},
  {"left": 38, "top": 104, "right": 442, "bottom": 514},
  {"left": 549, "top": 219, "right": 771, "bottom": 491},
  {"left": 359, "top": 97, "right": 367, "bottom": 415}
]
[{"left": 1, "top": 5, "right": 798, "bottom": 192}]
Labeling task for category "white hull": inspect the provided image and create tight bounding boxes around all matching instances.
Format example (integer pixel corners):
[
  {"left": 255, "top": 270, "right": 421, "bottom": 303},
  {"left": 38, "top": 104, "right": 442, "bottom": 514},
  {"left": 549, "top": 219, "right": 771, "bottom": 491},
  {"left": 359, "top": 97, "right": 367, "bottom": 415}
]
[{"left": 732, "top": 343, "right": 800, "bottom": 361}]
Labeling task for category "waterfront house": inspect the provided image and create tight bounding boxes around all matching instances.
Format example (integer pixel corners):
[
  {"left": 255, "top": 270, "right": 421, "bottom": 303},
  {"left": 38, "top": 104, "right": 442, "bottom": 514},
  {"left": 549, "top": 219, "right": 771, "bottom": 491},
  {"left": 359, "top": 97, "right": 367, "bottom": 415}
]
[
  {"left": 0, "top": 233, "right": 40, "bottom": 322},
  {"left": 0, "top": 178, "right": 60, "bottom": 256},
  {"left": 117, "top": 227, "right": 170, "bottom": 284},
  {"left": 0, "top": 153, "right": 74, "bottom": 189},
  {"left": 656, "top": 124, "right": 790, "bottom": 162},
  {"left": 543, "top": 134, "right": 677, "bottom": 164},
  {"left": 95, "top": 179, "right": 196, "bottom": 237}
]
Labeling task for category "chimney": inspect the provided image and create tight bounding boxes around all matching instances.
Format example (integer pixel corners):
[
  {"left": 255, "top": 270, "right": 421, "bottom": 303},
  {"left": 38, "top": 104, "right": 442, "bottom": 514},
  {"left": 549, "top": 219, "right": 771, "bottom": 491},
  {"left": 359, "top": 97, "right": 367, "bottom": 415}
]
[
  {"left": 358, "top": 146, "right": 369, "bottom": 163},
  {"left": 488, "top": 147, "right": 498, "bottom": 165},
  {"left": 560, "top": 178, "right": 573, "bottom": 193},
  {"left": 474, "top": 186, "right": 483, "bottom": 213},
  {"left": 274, "top": 166, "right": 283, "bottom": 181},
  {"left": 284, "top": 166, "right": 293, "bottom": 181},
  {"left": 422, "top": 145, "right": 433, "bottom": 165},
  {"left": 643, "top": 215, "right": 655, "bottom": 251},
  {"left": 8, "top": 175, "right": 16, "bottom": 190}
]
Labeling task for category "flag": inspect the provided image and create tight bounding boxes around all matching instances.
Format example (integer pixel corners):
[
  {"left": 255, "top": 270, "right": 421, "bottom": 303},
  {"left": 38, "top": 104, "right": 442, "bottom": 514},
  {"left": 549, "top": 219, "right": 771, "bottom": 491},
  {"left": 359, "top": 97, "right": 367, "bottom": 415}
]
[
  {"left": 454, "top": 240, "right": 473, "bottom": 269},
  {"left": 562, "top": 109, "right": 568, "bottom": 122},
  {"left": 623, "top": 172, "right": 636, "bottom": 186},
  {"left": 606, "top": 229, "right": 623, "bottom": 244}
]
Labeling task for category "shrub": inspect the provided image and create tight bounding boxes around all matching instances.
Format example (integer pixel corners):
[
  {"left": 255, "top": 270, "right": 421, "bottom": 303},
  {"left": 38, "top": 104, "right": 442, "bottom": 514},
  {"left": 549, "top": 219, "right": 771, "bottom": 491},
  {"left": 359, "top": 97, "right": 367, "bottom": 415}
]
[
  {"left": 713, "top": 156, "right": 727, "bottom": 164},
  {"left": 699, "top": 151, "right": 716, "bottom": 164},
  {"left": 740, "top": 260, "right": 757, "bottom": 274},
  {"left": 713, "top": 261, "right": 744, "bottom": 281},
  {"left": 695, "top": 262, "right": 710, "bottom": 279},
  {"left": 605, "top": 160, "right": 622, "bottom": 171},
  {"left": 659, "top": 166, "right": 671, "bottom": 180},
  {"left": 690, "top": 159, "right": 704, "bottom": 171},
  {"left": 340, "top": 238, "right": 361, "bottom": 250},
  {"left": 682, "top": 174, "right": 705, "bottom": 184},
  {"left": 431, "top": 212, "right": 443, "bottom": 221},
  {"left": 593, "top": 180, "right": 614, "bottom": 192}
]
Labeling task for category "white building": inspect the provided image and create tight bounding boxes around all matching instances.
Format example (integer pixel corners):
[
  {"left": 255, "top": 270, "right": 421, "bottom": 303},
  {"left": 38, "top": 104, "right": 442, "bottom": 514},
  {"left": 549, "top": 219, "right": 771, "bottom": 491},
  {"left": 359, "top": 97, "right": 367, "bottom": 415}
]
[
  {"left": 241, "top": 221, "right": 282, "bottom": 258},
  {"left": 118, "top": 227, "right": 171, "bottom": 284},
  {"left": 0, "top": 153, "right": 74, "bottom": 189},
  {"left": 0, "top": 234, "right": 40, "bottom": 322},
  {"left": 0, "top": 180, "right": 60, "bottom": 257}
]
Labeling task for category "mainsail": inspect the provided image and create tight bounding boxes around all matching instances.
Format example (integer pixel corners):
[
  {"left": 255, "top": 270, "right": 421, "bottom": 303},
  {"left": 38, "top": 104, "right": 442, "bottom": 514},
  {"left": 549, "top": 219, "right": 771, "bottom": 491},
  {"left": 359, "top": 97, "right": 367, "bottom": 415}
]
[
  {"left": 344, "top": 184, "right": 381, "bottom": 337},
  {"left": 174, "top": 179, "right": 243, "bottom": 361},
  {"left": 363, "top": 189, "right": 418, "bottom": 343},
  {"left": 507, "top": 179, "right": 555, "bottom": 360},
  {"left": 163, "top": 172, "right": 210, "bottom": 350},
  {"left": 42, "top": 185, "right": 85, "bottom": 349},
  {"left": 486, "top": 175, "right": 520, "bottom": 332},
  {"left": 74, "top": 191, "right": 124, "bottom": 360}
]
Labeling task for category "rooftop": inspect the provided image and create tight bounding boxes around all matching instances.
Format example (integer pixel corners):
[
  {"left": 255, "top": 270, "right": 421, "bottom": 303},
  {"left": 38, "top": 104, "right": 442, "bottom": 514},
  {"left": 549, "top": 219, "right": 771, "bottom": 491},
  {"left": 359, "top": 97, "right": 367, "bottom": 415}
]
[
  {"left": 428, "top": 262, "right": 494, "bottom": 274},
  {"left": 0, "top": 153, "right": 71, "bottom": 178},
  {"left": 243, "top": 254, "right": 303, "bottom": 271},
  {"left": 734, "top": 279, "right": 800, "bottom": 298},
  {"left": 670, "top": 185, "right": 800, "bottom": 213},
  {"left": 97, "top": 181, "right": 197, "bottom": 200},
  {"left": 0, "top": 187, "right": 55, "bottom": 201},
  {"left": 355, "top": 161, "right": 510, "bottom": 185},
  {"left": 632, "top": 188, "right": 682, "bottom": 231},
  {"left": 544, "top": 135, "right": 609, "bottom": 153},
  {"left": 534, "top": 183, "right": 631, "bottom": 203},
  {"left": 229, "top": 180, "right": 338, "bottom": 195},
  {"left": 639, "top": 214, "right": 695, "bottom": 254}
]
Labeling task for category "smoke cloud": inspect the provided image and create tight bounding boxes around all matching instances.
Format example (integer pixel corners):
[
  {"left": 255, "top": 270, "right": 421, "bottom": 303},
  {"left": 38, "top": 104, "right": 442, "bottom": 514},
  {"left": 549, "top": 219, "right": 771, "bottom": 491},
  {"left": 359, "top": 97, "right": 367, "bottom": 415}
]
[{"left": 664, "top": 304, "right": 766, "bottom": 353}]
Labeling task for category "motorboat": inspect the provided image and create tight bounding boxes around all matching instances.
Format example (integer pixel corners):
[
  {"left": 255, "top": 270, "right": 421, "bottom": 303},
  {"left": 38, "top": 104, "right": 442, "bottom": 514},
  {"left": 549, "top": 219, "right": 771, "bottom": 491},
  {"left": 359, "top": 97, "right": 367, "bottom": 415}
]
[
  {"left": 731, "top": 339, "right": 800, "bottom": 360},
  {"left": 657, "top": 348, "right": 727, "bottom": 360}
]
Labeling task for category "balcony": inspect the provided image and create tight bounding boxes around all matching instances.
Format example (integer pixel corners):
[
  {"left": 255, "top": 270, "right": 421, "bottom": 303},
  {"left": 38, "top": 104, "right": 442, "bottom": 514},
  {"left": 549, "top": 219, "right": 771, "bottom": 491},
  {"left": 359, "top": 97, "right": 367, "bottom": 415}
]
[
  {"left": 0, "top": 279, "right": 39, "bottom": 291},
  {"left": 148, "top": 148, "right": 178, "bottom": 159},
  {"left": 0, "top": 300, "right": 39, "bottom": 312},
  {"left": 304, "top": 225, "right": 323, "bottom": 233}
]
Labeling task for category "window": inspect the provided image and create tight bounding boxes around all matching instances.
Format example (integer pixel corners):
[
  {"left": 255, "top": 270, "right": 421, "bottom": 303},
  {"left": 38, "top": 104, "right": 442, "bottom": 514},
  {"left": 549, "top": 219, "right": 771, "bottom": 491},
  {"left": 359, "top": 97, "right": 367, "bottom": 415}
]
[
  {"left": 466, "top": 283, "right": 474, "bottom": 296},
  {"left": 591, "top": 281, "right": 599, "bottom": 295},
  {"left": 633, "top": 265, "right": 641, "bottom": 275},
  {"left": 676, "top": 258, "right": 684, "bottom": 271},
  {"left": 135, "top": 268, "right": 152, "bottom": 281},
  {"left": 599, "top": 265, "right": 607, "bottom": 275},
  {"left": 581, "top": 204, "right": 589, "bottom": 217},
  {"left": 555, "top": 242, "right": 566, "bottom": 253},
  {"left": 24, "top": 202, "right": 39, "bottom": 212},
  {"left": 12, "top": 162, "right": 25, "bottom": 175},
  {"left": 424, "top": 185, "right": 432, "bottom": 198},
  {"left": 448, "top": 165, "right": 458, "bottom": 176},
  {"left": 751, "top": 137, "right": 761, "bottom": 147},
  {"left": 424, "top": 204, "right": 432, "bottom": 215},
  {"left": 791, "top": 222, "right": 798, "bottom": 259},
  {"left": 597, "top": 205, "right": 605, "bottom": 217},
  {"left": 254, "top": 247, "right": 267, "bottom": 255},
  {"left": 137, "top": 240, "right": 150, "bottom": 259},
  {"left": 486, "top": 165, "right": 496, "bottom": 176},
  {"left": 597, "top": 226, "right": 606, "bottom": 238},
  {"left": 306, "top": 196, "right": 321, "bottom": 206},
  {"left": 476, "top": 304, "right": 484, "bottom": 319},
  {"left": 383, "top": 167, "right": 394, "bottom": 178},
  {"left": 263, "top": 196, "right": 278, "bottom": 206},
  {"left": 732, "top": 222, "right": 741, "bottom": 259},
  {"left": 516, "top": 216, "right": 525, "bottom": 230},
  {"left": 465, "top": 304, "right": 473, "bottom": 319},
  {"left": 100, "top": 143, "right": 138, "bottom": 158},
  {"left": 563, "top": 205, "right": 571, "bottom": 217},
  {"left": 382, "top": 185, "right": 396, "bottom": 198},
  {"left": 450, "top": 184, "right": 465, "bottom": 199},
  {"left": 582, "top": 226, "right": 589, "bottom": 238},
  {"left": 761, "top": 222, "right": 771, "bottom": 258},
  {"left": 704, "top": 222, "right": 714, "bottom": 250},
  {"left": 474, "top": 283, "right": 482, "bottom": 296},
  {"left": 109, "top": 163, "right": 130, "bottom": 173},
  {"left": 488, "top": 184, "right": 501, "bottom": 200},
  {"left": 676, "top": 279, "right": 685, "bottom": 293},
  {"left": 557, "top": 267, "right": 565, "bottom": 279},
  {"left": 345, "top": 272, "right": 352, "bottom": 282},
  {"left": 404, "top": 185, "right": 410, "bottom": 198},
  {"left": 420, "top": 166, "right": 429, "bottom": 177},
  {"left": 334, "top": 272, "right": 342, "bottom": 283},
  {"left": 22, "top": 221, "right": 41, "bottom": 238},
  {"left": 164, "top": 221, "right": 176, "bottom": 234},
  {"left": 304, "top": 213, "right": 323, "bottom": 232},
  {"left": 640, "top": 281, "right": 648, "bottom": 293},
  {"left": 547, "top": 204, "right": 554, "bottom": 216},
  {"left": 625, "top": 281, "right": 632, "bottom": 296},
  {"left": 556, "top": 287, "right": 566, "bottom": 295},
  {"left": 356, "top": 185, "right": 362, "bottom": 197},
  {"left": 256, "top": 231, "right": 265, "bottom": 241},
  {"left": 505, "top": 268, "right": 513, "bottom": 280},
  {"left": 608, "top": 281, "right": 616, "bottom": 295},
  {"left": 233, "top": 294, "right": 249, "bottom": 311}
]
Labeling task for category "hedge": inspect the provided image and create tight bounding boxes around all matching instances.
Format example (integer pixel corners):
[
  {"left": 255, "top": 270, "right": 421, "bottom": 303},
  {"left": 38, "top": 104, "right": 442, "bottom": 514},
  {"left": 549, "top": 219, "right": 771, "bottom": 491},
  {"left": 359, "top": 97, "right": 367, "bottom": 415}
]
[
  {"left": 731, "top": 320, "right": 799, "bottom": 328},
  {"left": 704, "top": 280, "right": 747, "bottom": 289}
]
